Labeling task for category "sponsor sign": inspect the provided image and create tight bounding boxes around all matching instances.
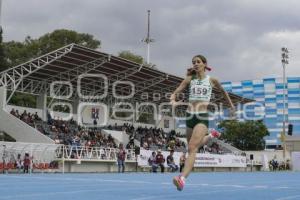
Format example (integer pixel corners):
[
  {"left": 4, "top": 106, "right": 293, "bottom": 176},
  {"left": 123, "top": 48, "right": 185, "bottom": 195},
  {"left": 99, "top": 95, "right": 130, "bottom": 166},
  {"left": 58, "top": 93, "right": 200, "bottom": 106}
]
[{"left": 138, "top": 149, "right": 246, "bottom": 168}]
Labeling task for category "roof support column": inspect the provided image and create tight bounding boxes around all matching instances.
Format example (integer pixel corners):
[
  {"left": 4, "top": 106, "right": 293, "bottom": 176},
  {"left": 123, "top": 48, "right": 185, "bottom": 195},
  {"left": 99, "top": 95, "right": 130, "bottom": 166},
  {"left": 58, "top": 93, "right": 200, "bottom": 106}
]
[
  {"left": 36, "top": 93, "right": 47, "bottom": 121},
  {"left": 0, "top": 86, "right": 7, "bottom": 110},
  {"left": 107, "top": 102, "right": 112, "bottom": 125},
  {"left": 72, "top": 98, "right": 80, "bottom": 121}
]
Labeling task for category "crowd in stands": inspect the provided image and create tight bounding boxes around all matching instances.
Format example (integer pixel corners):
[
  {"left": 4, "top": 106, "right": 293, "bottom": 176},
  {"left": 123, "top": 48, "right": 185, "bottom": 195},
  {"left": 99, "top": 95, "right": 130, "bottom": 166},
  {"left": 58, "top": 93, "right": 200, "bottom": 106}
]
[
  {"left": 200, "top": 141, "right": 224, "bottom": 154},
  {"left": 47, "top": 118, "right": 118, "bottom": 149},
  {"left": 10, "top": 108, "right": 41, "bottom": 127},
  {"left": 9, "top": 108, "right": 228, "bottom": 155},
  {"left": 106, "top": 123, "right": 186, "bottom": 152},
  {"left": 9, "top": 109, "right": 118, "bottom": 149},
  {"left": 269, "top": 157, "right": 290, "bottom": 171}
]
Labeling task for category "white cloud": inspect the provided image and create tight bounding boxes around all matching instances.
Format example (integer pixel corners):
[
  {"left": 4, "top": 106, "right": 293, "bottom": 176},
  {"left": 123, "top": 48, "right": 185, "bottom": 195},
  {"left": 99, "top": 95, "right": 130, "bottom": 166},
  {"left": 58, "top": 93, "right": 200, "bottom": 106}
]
[{"left": 1, "top": 0, "right": 300, "bottom": 82}]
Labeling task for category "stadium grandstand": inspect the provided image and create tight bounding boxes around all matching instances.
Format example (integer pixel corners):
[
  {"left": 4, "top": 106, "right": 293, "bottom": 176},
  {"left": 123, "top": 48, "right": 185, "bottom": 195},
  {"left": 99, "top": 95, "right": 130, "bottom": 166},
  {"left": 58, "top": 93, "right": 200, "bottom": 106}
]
[{"left": 0, "top": 43, "right": 253, "bottom": 173}]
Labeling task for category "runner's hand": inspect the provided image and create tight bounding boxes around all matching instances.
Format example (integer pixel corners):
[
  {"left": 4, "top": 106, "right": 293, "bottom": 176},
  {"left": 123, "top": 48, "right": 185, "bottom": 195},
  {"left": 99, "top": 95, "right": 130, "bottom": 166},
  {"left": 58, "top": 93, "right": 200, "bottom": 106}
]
[{"left": 170, "top": 100, "right": 183, "bottom": 107}]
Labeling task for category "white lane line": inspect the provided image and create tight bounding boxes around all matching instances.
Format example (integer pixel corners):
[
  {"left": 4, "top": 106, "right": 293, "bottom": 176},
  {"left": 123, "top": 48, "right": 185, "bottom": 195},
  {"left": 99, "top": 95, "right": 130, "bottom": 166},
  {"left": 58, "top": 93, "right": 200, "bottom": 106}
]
[
  {"left": 274, "top": 186, "right": 290, "bottom": 189},
  {"left": 4, "top": 175, "right": 292, "bottom": 191},
  {"left": 130, "top": 188, "right": 256, "bottom": 200},
  {"left": 253, "top": 185, "right": 268, "bottom": 188},
  {"left": 4, "top": 175, "right": 154, "bottom": 184},
  {"left": 188, "top": 183, "right": 267, "bottom": 189},
  {"left": 0, "top": 186, "right": 143, "bottom": 200},
  {"left": 276, "top": 195, "right": 300, "bottom": 200},
  {"left": 19, "top": 177, "right": 251, "bottom": 189},
  {"left": 0, "top": 189, "right": 101, "bottom": 199}
]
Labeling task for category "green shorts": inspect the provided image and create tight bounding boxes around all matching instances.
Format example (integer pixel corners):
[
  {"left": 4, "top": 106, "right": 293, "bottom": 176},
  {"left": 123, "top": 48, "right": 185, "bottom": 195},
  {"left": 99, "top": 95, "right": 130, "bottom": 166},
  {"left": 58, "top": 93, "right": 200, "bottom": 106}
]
[{"left": 186, "top": 112, "right": 209, "bottom": 129}]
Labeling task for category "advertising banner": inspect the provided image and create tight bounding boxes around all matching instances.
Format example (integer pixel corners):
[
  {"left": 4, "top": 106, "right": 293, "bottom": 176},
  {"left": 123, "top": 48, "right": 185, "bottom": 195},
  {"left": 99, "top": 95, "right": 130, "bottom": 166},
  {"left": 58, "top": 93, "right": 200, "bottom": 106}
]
[
  {"left": 291, "top": 152, "right": 300, "bottom": 171},
  {"left": 138, "top": 149, "right": 246, "bottom": 168}
]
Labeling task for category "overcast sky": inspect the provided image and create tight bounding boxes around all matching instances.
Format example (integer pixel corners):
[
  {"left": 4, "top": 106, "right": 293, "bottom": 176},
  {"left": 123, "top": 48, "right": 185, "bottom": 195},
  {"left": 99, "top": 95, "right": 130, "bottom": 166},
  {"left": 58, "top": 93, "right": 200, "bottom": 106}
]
[{"left": 1, "top": 0, "right": 300, "bottom": 82}]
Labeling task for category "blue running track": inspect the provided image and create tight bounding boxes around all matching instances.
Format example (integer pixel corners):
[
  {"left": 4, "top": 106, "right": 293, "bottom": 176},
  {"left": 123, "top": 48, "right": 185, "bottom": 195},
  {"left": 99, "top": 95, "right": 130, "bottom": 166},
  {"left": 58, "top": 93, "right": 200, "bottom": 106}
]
[{"left": 0, "top": 172, "right": 300, "bottom": 200}]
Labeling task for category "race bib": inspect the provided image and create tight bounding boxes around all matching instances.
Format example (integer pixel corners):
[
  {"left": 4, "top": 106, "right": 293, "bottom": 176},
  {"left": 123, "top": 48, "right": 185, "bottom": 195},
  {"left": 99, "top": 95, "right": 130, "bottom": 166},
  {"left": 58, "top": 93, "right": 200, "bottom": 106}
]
[{"left": 191, "top": 85, "right": 209, "bottom": 96}]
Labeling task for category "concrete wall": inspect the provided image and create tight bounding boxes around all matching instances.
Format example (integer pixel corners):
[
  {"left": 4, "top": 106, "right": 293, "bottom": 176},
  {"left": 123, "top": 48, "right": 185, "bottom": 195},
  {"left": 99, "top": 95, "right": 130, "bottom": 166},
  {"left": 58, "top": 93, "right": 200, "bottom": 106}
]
[
  {"left": 58, "top": 160, "right": 251, "bottom": 173},
  {"left": 61, "top": 160, "right": 137, "bottom": 173},
  {"left": 0, "top": 108, "right": 54, "bottom": 144},
  {"left": 245, "top": 150, "right": 291, "bottom": 163}
]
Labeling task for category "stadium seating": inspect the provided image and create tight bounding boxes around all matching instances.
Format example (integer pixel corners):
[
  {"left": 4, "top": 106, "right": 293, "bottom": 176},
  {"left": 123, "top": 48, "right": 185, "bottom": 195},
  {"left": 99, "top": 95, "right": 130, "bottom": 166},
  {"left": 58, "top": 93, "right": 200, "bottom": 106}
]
[{"left": 7, "top": 107, "right": 240, "bottom": 155}]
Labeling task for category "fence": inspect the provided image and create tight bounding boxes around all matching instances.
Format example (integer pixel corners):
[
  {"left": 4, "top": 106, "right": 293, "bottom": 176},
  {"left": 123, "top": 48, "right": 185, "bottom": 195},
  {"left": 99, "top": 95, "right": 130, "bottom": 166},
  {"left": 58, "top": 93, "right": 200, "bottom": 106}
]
[{"left": 0, "top": 141, "right": 136, "bottom": 173}]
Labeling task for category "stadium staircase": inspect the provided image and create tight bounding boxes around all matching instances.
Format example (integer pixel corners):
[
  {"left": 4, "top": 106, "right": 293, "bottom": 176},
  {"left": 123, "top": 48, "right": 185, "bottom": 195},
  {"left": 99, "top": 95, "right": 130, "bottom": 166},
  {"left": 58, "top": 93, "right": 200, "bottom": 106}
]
[
  {"left": 213, "top": 138, "right": 243, "bottom": 154},
  {"left": 101, "top": 129, "right": 139, "bottom": 146},
  {"left": 0, "top": 109, "right": 54, "bottom": 144}
]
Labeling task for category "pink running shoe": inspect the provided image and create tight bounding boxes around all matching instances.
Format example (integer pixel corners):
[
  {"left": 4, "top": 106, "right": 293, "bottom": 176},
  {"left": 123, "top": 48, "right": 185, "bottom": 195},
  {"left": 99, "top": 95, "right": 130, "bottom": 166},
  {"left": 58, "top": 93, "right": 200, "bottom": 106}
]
[
  {"left": 173, "top": 175, "right": 185, "bottom": 191},
  {"left": 210, "top": 129, "right": 221, "bottom": 138}
]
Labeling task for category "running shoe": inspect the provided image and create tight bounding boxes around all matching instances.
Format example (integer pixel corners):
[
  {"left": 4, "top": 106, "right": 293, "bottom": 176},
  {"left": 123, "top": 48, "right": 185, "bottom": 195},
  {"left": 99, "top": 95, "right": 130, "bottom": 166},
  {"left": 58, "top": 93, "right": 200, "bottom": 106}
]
[
  {"left": 173, "top": 175, "right": 185, "bottom": 191},
  {"left": 210, "top": 129, "right": 221, "bottom": 138}
]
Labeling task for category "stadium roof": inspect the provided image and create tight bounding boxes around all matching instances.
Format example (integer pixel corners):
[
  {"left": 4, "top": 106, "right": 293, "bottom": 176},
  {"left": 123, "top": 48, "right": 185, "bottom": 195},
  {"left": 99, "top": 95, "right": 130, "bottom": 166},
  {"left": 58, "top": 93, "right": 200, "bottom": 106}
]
[{"left": 0, "top": 43, "right": 253, "bottom": 110}]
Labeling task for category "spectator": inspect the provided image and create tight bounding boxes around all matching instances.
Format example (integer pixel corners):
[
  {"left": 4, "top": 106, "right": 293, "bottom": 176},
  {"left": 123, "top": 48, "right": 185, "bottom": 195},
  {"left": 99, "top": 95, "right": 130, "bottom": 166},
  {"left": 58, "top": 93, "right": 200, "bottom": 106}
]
[
  {"left": 2, "top": 145, "right": 7, "bottom": 174},
  {"left": 270, "top": 157, "right": 278, "bottom": 171},
  {"left": 286, "top": 159, "right": 290, "bottom": 170},
  {"left": 126, "top": 139, "right": 135, "bottom": 149},
  {"left": 70, "top": 118, "right": 76, "bottom": 124},
  {"left": 15, "top": 109, "right": 20, "bottom": 118},
  {"left": 148, "top": 151, "right": 158, "bottom": 173},
  {"left": 33, "top": 112, "right": 41, "bottom": 121},
  {"left": 179, "top": 152, "right": 186, "bottom": 173},
  {"left": 10, "top": 108, "right": 16, "bottom": 116},
  {"left": 100, "top": 148, "right": 106, "bottom": 159},
  {"left": 21, "top": 110, "right": 28, "bottom": 122},
  {"left": 93, "top": 119, "right": 97, "bottom": 127},
  {"left": 16, "top": 154, "right": 23, "bottom": 173},
  {"left": 23, "top": 153, "right": 31, "bottom": 173},
  {"left": 167, "top": 139, "right": 176, "bottom": 151},
  {"left": 47, "top": 110, "right": 53, "bottom": 125},
  {"left": 155, "top": 150, "right": 165, "bottom": 173},
  {"left": 167, "top": 150, "right": 178, "bottom": 172},
  {"left": 117, "top": 143, "right": 126, "bottom": 173}
]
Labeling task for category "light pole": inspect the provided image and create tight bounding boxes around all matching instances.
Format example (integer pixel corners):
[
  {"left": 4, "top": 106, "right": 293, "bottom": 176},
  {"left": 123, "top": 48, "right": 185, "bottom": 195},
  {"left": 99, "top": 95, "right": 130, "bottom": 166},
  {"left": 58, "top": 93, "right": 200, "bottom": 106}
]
[
  {"left": 142, "top": 10, "right": 154, "bottom": 64},
  {"left": 281, "top": 47, "right": 289, "bottom": 164},
  {"left": 0, "top": 0, "right": 2, "bottom": 31}
]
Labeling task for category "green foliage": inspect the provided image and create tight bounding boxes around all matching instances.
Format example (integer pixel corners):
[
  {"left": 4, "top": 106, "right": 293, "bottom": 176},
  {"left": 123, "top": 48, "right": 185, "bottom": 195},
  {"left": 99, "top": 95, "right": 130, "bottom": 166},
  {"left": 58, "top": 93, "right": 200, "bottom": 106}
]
[
  {"left": 0, "top": 131, "right": 16, "bottom": 142},
  {"left": 219, "top": 120, "right": 269, "bottom": 151},
  {"left": 51, "top": 103, "right": 70, "bottom": 113},
  {"left": 136, "top": 112, "right": 155, "bottom": 124},
  {"left": 3, "top": 40, "right": 31, "bottom": 68},
  {"left": 2, "top": 29, "right": 101, "bottom": 106},
  {"left": 37, "top": 29, "right": 100, "bottom": 55},
  {"left": 2, "top": 29, "right": 101, "bottom": 69},
  {"left": 8, "top": 92, "right": 36, "bottom": 108},
  {"left": 118, "top": 50, "right": 144, "bottom": 64},
  {"left": 0, "top": 28, "right": 8, "bottom": 72}
]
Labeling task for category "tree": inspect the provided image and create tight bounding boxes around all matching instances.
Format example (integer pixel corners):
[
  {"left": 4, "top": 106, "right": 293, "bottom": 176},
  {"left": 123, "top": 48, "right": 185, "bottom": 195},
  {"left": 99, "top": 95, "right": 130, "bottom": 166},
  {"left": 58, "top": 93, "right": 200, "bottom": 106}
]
[
  {"left": 0, "top": 27, "right": 8, "bottom": 72},
  {"left": 118, "top": 50, "right": 159, "bottom": 69},
  {"left": 2, "top": 29, "right": 101, "bottom": 107},
  {"left": 3, "top": 40, "right": 31, "bottom": 69},
  {"left": 37, "top": 29, "right": 100, "bottom": 55},
  {"left": 8, "top": 91, "right": 36, "bottom": 108},
  {"left": 0, "top": 131, "right": 16, "bottom": 142},
  {"left": 3, "top": 29, "right": 101, "bottom": 68},
  {"left": 136, "top": 112, "right": 155, "bottom": 124},
  {"left": 118, "top": 50, "right": 144, "bottom": 64},
  {"left": 218, "top": 120, "right": 269, "bottom": 151}
]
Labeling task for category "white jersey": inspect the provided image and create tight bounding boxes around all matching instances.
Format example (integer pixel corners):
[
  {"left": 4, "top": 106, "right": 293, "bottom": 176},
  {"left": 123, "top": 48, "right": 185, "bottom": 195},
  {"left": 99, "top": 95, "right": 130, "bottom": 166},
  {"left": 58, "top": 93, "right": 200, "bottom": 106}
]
[{"left": 188, "top": 75, "right": 212, "bottom": 102}]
